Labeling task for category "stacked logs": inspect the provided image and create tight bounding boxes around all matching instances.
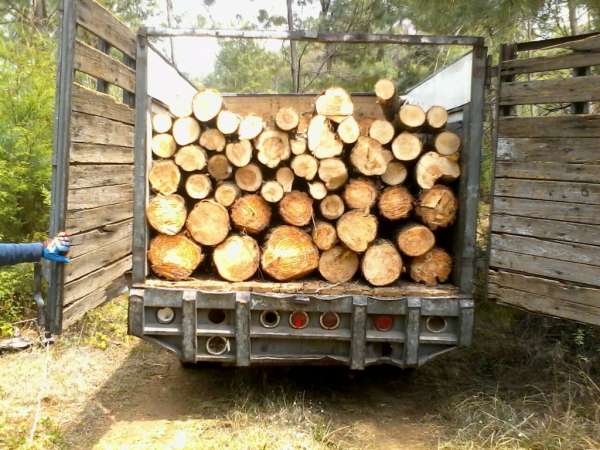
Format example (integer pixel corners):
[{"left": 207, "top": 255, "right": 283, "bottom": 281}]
[{"left": 147, "top": 81, "right": 460, "bottom": 287}]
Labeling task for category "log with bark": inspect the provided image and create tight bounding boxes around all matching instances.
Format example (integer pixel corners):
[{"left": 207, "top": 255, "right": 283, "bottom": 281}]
[
  {"left": 361, "top": 240, "right": 402, "bottom": 286},
  {"left": 342, "top": 178, "right": 378, "bottom": 210},
  {"left": 415, "top": 151, "right": 460, "bottom": 189},
  {"left": 213, "top": 234, "right": 260, "bottom": 282},
  {"left": 350, "top": 136, "right": 388, "bottom": 176},
  {"left": 216, "top": 110, "right": 240, "bottom": 135},
  {"left": 172, "top": 116, "right": 201, "bottom": 146},
  {"left": 146, "top": 194, "right": 187, "bottom": 235},
  {"left": 235, "top": 163, "right": 263, "bottom": 192},
  {"left": 207, "top": 154, "right": 233, "bottom": 181},
  {"left": 318, "top": 245, "right": 359, "bottom": 283},
  {"left": 318, "top": 157, "right": 348, "bottom": 190},
  {"left": 336, "top": 210, "right": 378, "bottom": 252},
  {"left": 396, "top": 223, "right": 435, "bottom": 257},
  {"left": 225, "top": 140, "right": 253, "bottom": 167},
  {"left": 410, "top": 247, "right": 452, "bottom": 286},
  {"left": 279, "top": 191, "right": 314, "bottom": 226},
  {"left": 230, "top": 194, "right": 272, "bottom": 234},
  {"left": 320, "top": 194, "right": 345, "bottom": 220},
  {"left": 378, "top": 186, "right": 414, "bottom": 221},
  {"left": 214, "top": 182, "right": 241, "bottom": 207},
  {"left": 186, "top": 200, "right": 230, "bottom": 246},
  {"left": 415, "top": 184, "right": 458, "bottom": 230},
  {"left": 275, "top": 166, "right": 294, "bottom": 193},
  {"left": 291, "top": 154, "right": 319, "bottom": 180},
  {"left": 152, "top": 112, "right": 172, "bottom": 133},
  {"left": 398, "top": 104, "right": 426, "bottom": 130},
  {"left": 174, "top": 145, "right": 207, "bottom": 172},
  {"left": 185, "top": 174, "right": 212, "bottom": 199},
  {"left": 255, "top": 128, "right": 291, "bottom": 168},
  {"left": 275, "top": 106, "right": 300, "bottom": 131},
  {"left": 260, "top": 180, "right": 284, "bottom": 203},
  {"left": 374, "top": 79, "right": 401, "bottom": 121},
  {"left": 151, "top": 133, "right": 177, "bottom": 158},
  {"left": 238, "top": 114, "right": 264, "bottom": 140},
  {"left": 148, "top": 159, "right": 180, "bottom": 195},
  {"left": 148, "top": 234, "right": 203, "bottom": 281},
  {"left": 307, "top": 115, "right": 343, "bottom": 159},
  {"left": 200, "top": 128, "right": 226, "bottom": 152},
  {"left": 192, "top": 89, "right": 223, "bottom": 122},
  {"left": 312, "top": 221, "right": 337, "bottom": 251},
  {"left": 261, "top": 225, "right": 320, "bottom": 281}
]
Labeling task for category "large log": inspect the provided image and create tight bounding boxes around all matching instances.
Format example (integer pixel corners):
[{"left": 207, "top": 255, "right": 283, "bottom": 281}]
[
  {"left": 318, "top": 245, "right": 359, "bottom": 283},
  {"left": 350, "top": 136, "right": 388, "bottom": 176},
  {"left": 146, "top": 194, "right": 187, "bottom": 235},
  {"left": 410, "top": 247, "right": 452, "bottom": 286},
  {"left": 235, "top": 163, "right": 263, "bottom": 192},
  {"left": 425, "top": 105, "right": 448, "bottom": 130},
  {"left": 374, "top": 79, "right": 401, "bottom": 121},
  {"left": 207, "top": 154, "right": 233, "bottom": 181},
  {"left": 396, "top": 223, "right": 435, "bottom": 257},
  {"left": 152, "top": 112, "right": 172, "bottom": 133},
  {"left": 260, "top": 180, "right": 284, "bottom": 203},
  {"left": 337, "top": 116, "right": 360, "bottom": 144},
  {"left": 320, "top": 194, "right": 345, "bottom": 220},
  {"left": 391, "top": 132, "right": 422, "bottom": 161},
  {"left": 378, "top": 186, "right": 414, "bottom": 220},
  {"left": 381, "top": 161, "right": 407, "bottom": 186},
  {"left": 336, "top": 210, "right": 378, "bottom": 252},
  {"left": 362, "top": 240, "right": 402, "bottom": 286},
  {"left": 185, "top": 174, "right": 212, "bottom": 200},
  {"left": 343, "top": 178, "right": 378, "bottom": 210},
  {"left": 148, "top": 234, "right": 203, "bottom": 281},
  {"left": 186, "top": 200, "right": 230, "bottom": 246},
  {"left": 291, "top": 154, "right": 319, "bottom": 180},
  {"left": 174, "top": 145, "right": 207, "bottom": 172},
  {"left": 434, "top": 130, "right": 461, "bottom": 156},
  {"left": 398, "top": 104, "right": 426, "bottom": 130},
  {"left": 275, "top": 106, "right": 300, "bottom": 131},
  {"left": 214, "top": 182, "right": 241, "bottom": 207},
  {"left": 369, "top": 119, "right": 395, "bottom": 145},
  {"left": 318, "top": 158, "right": 348, "bottom": 190},
  {"left": 238, "top": 114, "right": 264, "bottom": 140},
  {"left": 148, "top": 159, "right": 180, "bottom": 195},
  {"left": 216, "top": 110, "right": 240, "bottom": 135},
  {"left": 192, "top": 89, "right": 223, "bottom": 122},
  {"left": 200, "top": 128, "right": 226, "bottom": 152},
  {"left": 231, "top": 194, "right": 272, "bottom": 234},
  {"left": 225, "top": 140, "right": 253, "bottom": 167},
  {"left": 261, "top": 226, "right": 319, "bottom": 281},
  {"left": 151, "top": 133, "right": 177, "bottom": 158},
  {"left": 307, "top": 115, "right": 343, "bottom": 159},
  {"left": 415, "top": 151, "right": 460, "bottom": 189},
  {"left": 213, "top": 235, "right": 260, "bottom": 282},
  {"left": 255, "top": 128, "right": 291, "bottom": 168},
  {"left": 415, "top": 184, "right": 458, "bottom": 230},
  {"left": 172, "top": 116, "right": 201, "bottom": 146},
  {"left": 279, "top": 191, "right": 314, "bottom": 226},
  {"left": 312, "top": 221, "right": 338, "bottom": 251},
  {"left": 276, "top": 166, "right": 294, "bottom": 193},
  {"left": 315, "top": 87, "right": 353, "bottom": 121}
]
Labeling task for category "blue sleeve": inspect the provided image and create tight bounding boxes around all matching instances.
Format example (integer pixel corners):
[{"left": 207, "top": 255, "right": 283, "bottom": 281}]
[{"left": 0, "top": 243, "right": 44, "bottom": 266}]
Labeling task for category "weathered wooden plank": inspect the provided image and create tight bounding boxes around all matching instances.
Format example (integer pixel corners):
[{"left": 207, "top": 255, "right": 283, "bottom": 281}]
[
  {"left": 490, "top": 248, "right": 600, "bottom": 286},
  {"left": 489, "top": 284, "right": 600, "bottom": 326},
  {"left": 489, "top": 270, "right": 600, "bottom": 309},
  {"left": 549, "top": 33, "right": 600, "bottom": 52},
  {"left": 497, "top": 137, "right": 600, "bottom": 163},
  {"left": 64, "top": 255, "right": 131, "bottom": 305},
  {"left": 501, "top": 51, "right": 600, "bottom": 76},
  {"left": 74, "top": 40, "right": 135, "bottom": 93},
  {"left": 493, "top": 197, "right": 600, "bottom": 225},
  {"left": 71, "top": 111, "right": 134, "bottom": 147},
  {"left": 66, "top": 236, "right": 131, "bottom": 282},
  {"left": 500, "top": 75, "right": 600, "bottom": 105},
  {"left": 499, "top": 115, "right": 600, "bottom": 138},
  {"left": 76, "top": 0, "right": 136, "bottom": 59},
  {"left": 495, "top": 161, "right": 600, "bottom": 183},
  {"left": 69, "top": 164, "right": 133, "bottom": 189},
  {"left": 63, "top": 276, "right": 129, "bottom": 328},
  {"left": 491, "top": 233, "right": 600, "bottom": 267},
  {"left": 70, "top": 143, "right": 133, "bottom": 164},
  {"left": 68, "top": 184, "right": 133, "bottom": 210},
  {"left": 69, "top": 219, "right": 133, "bottom": 258},
  {"left": 72, "top": 83, "right": 134, "bottom": 124},
  {"left": 66, "top": 201, "right": 133, "bottom": 235},
  {"left": 494, "top": 179, "right": 600, "bottom": 205},
  {"left": 491, "top": 214, "right": 600, "bottom": 246}
]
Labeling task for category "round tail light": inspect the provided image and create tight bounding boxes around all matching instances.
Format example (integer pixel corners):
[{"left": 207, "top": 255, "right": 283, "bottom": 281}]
[
  {"left": 319, "top": 311, "right": 340, "bottom": 330},
  {"left": 206, "top": 336, "right": 230, "bottom": 355},
  {"left": 156, "top": 307, "right": 175, "bottom": 324},
  {"left": 259, "top": 310, "right": 280, "bottom": 328},
  {"left": 289, "top": 311, "right": 309, "bottom": 329},
  {"left": 374, "top": 315, "right": 394, "bottom": 332}
]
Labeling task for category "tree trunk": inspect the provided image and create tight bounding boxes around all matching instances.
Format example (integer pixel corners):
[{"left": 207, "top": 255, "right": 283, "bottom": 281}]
[
  {"left": 307, "top": 115, "right": 344, "bottom": 159},
  {"left": 214, "top": 182, "right": 241, "bottom": 207},
  {"left": 225, "top": 140, "right": 253, "bottom": 167},
  {"left": 291, "top": 154, "right": 319, "bottom": 180},
  {"left": 318, "top": 157, "right": 347, "bottom": 190},
  {"left": 152, "top": 113, "right": 172, "bottom": 133},
  {"left": 342, "top": 178, "right": 378, "bottom": 210},
  {"left": 175, "top": 144, "right": 207, "bottom": 172},
  {"left": 234, "top": 163, "right": 263, "bottom": 192},
  {"left": 193, "top": 88, "right": 223, "bottom": 122},
  {"left": 260, "top": 180, "right": 285, "bottom": 203},
  {"left": 415, "top": 184, "right": 458, "bottom": 230},
  {"left": 186, "top": 200, "right": 230, "bottom": 246},
  {"left": 216, "top": 110, "right": 240, "bottom": 135},
  {"left": 276, "top": 166, "right": 295, "bottom": 193},
  {"left": 396, "top": 223, "right": 436, "bottom": 257},
  {"left": 146, "top": 194, "right": 187, "bottom": 235},
  {"left": 172, "top": 116, "right": 201, "bottom": 146},
  {"left": 398, "top": 104, "right": 426, "bottom": 130},
  {"left": 207, "top": 154, "right": 233, "bottom": 181},
  {"left": 350, "top": 136, "right": 388, "bottom": 176},
  {"left": 319, "top": 194, "right": 345, "bottom": 220},
  {"left": 230, "top": 194, "right": 272, "bottom": 235},
  {"left": 391, "top": 132, "right": 423, "bottom": 161},
  {"left": 287, "top": 0, "right": 300, "bottom": 92},
  {"left": 308, "top": 181, "right": 328, "bottom": 200},
  {"left": 238, "top": 114, "right": 264, "bottom": 140},
  {"left": 148, "top": 234, "right": 203, "bottom": 281},
  {"left": 279, "top": 190, "right": 314, "bottom": 226},
  {"left": 378, "top": 185, "right": 414, "bottom": 220},
  {"left": 213, "top": 235, "right": 260, "bottom": 282},
  {"left": 151, "top": 133, "right": 177, "bottom": 158},
  {"left": 368, "top": 119, "right": 395, "bottom": 145},
  {"left": 261, "top": 226, "right": 319, "bottom": 281},
  {"left": 434, "top": 131, "right": 461, "bottom": 156},
  {"left": 426, "top": 105, "right": 448, "bottom": 130},
  {"left": 374, "top": 79, "right": 401, "bottom": 121},
  {"left": 336, "top": 210, "right": 378, "bottom": 252},
  {"left": 149, "top": 159, "right": 181, "bottom": 195},
  {"left": 200, "top": 128, "right": 226, "bottom": 152},
  {"left": 185, "top": 174, "right": 212, "bottom": 200},
  {"left": 337, "top": 116, "right": 360, "bottom": 144},
  {"left": 318, "top": 245, "right": 359, "bottom": 283},
  {"left": 275, "top": 106, "right": 300, "bottom": 131},
  {"left": 255, "top": 128, "right": 291, "bottom": 168},
  {"left": 410, "top": 247, "right": 452, "bottom": 286},
  {"left": 312, "top": 220, "right": 338, "bottom": 251},
  {"left": 381, "top": 161, "right": 407, "bottom": 186},
  {"left": 415, "top": 151, "right": 460, "bottom": 189},
  {"left": 362, "top": 240, "right": 402, "bottom": 286}
]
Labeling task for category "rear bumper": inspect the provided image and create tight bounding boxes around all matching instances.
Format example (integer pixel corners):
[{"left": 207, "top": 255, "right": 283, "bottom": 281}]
[{"left": 128, "top": 287, "right": 474, "bottom": 369}]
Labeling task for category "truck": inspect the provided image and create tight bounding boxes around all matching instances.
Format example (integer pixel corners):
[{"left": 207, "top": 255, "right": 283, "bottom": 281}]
[{"left": 46, "top": 0, "right": 600, "bottom": 369}]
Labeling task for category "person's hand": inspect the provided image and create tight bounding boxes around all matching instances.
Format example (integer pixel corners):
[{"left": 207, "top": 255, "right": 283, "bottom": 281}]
[{"left": 42, "top": 232, "right": 71, "bottom": 263}]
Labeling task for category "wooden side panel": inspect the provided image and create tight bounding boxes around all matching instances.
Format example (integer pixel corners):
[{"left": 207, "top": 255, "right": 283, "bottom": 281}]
[
  {"left": 489, "top": 39, "right": 600, "bottom": 325},
  {"left": 74, "top": 41, "right": 135, "bottom": 93}
]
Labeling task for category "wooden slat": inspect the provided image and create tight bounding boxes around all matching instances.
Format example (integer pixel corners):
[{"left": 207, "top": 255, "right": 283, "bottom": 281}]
[
  {"left": 66, "top": 236, "right": 131, "bottom": 282},
  {"left": 494, "top": 179, "right": 600, "bottom": 205},
  {"left": 501, "top": 52, "right": 600, "bottom": 76},
  {"left": 497, "top": 137, "right": 600, "bottom": 163},
  {"left": 69, "top": 219, "right": 133, "bottom": 258},
  {"left": 493, "top": 197, "right": 600, "bottom": 225},
  {"left": 76, "top": 0, "right": 136, "bottom": 59},
  {"left": 68, "top": 184, "right": 133, "bottom": 210},
  {"left": 491, "top": 214, "right": 600, "bottom": 246},
  {"left": 489, "top": 270, "right": 600, "bottom": 310},
  {"left": 69, "top": 164, "right": 133, "bottom": 189},
  {"left": 72, "top": 83, "right": 134, "bottom": 124},
  {"left": 64, "top": 255, "right": 131, "bottom": 305},
  {"left": 499, "top": 115, "right": 600, "bottom": 138},
  {"left": 549, "top": 33, "right": 600, "bottom": 52},
  {"left": 71, "top": 111, "right": 133, "bottom": 147},
  {"left": 74, "top": 40, "right": 135, "bottom": 93},
  {"left": 66, "top": 201, "right": 133, "bottom": 235},
  {"left": 495, "top": 161, "right": 600, "bottom": 183},
  {"left": 491, "top": 233, "right": 600, "bottom": 267},
  {"left": 490, "top": 248, "right": 600, "bottom": 286},
  {"left": 500, "top": 75, "right": 600, "bottom": 105},
  {"left": 70, "top": 143, "right": 133, "bottom": 164}
]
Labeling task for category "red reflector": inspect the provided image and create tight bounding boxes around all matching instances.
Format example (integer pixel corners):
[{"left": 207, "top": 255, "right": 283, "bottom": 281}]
[
  {"left": 374, "top": 315, "right": 394, "bottom": 332},
  {"left": 289, "top": 311, "right": 309, "bottom": 329},
  {"left": 320, "top": 311, "right": 340, "bottom": 330}
]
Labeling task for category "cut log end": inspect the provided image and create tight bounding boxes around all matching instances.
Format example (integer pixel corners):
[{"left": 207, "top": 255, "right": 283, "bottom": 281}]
[
  {"left": 238, "top": 114, "right": 265, "bottom": 140},
  {"left": 151, "top": 133, "right": 177, "bottom": 158},
  {"left": 308, "top": 115, "right": 343, "bottom": 159},
  {"left": 308, "top": 181, "right": 328, "bottom": 200},
  {"left": 200, "top": 128, "right": 226, "bottom": 152},
  {"left": 319, "top": 245, "right": 359, "bottom": 283},
  {"left": 320, "top": 194, "right": 345, "bottom": 220},
  {"left": 235, "top": 163, "right": 263, "bottom": 192},
  {"left": 148, "top": 234, "right": 203, "bottom": 281},
  {"left": 225, "top": 140, "right": 253, "bottom": 168},
  {"left": 185, "top": 174, "right": 212, "bottom": 200},
  {"left": 260, "top": 180, "right": 285, "bottom": 203},
  {"left": 290, "top": 137, "right": 307, "bottom": 156},
  {"left": 336, "top": 210, "right": 378, "bottom": 253},
  {"left": 396, "top": 223, "right": 436, "bottom": 257},
  {"left": 381, "top": 161, "right": 408, "bottom": 186},
  {"left": 318, "top": 157, "right": 348, "bottom": 190},
  {"left": 186, "top": 200, "right": 230, "bottom": 246},
  {"left": 312, "top": 221, "right": 338, "bottom": 251},
  {"left": 231, "top": 194, "right": 272, "bottom": 235},
  {"left": 374, "top": 79, "right": 396, "bottom": 102},
  {"left": 398, "top": 104, "right": 426, "bottom": 130},
  {"left": 175, "top": 145, "right": 207, "bottom": 172},
  {"left": 261, "top": 226, "right": 319, "bottom": 281},
  {"left": 152, "top": 112, "right": 172, "bottom": 133},
  {"left": 350, "top": 136, "right": 388, "bottom": 176},
  {"left": 410, "top": 247, "right": 452, "bottom": 286},
  {"left": 435, "top": 130, "right": 461, "bottom": 156},
  {"left": 279, "top": 191, "right": 314, "bottom": 226},
  {"left": 146, "top": 194, "right": 187, "bottom": 235},
  {"left": 415, "top": 184, "right": 458, "bottom": 230},
  {"left": 369, "top": 119, "right": 395, "bottom": 145},
  {"left": 214, "top": 182, "right": 241, "bottom": 207},
  {"left": 276, "top": 167, "right": 295, "bottom": 193},
  {"left": 275, "top": 107, "right": 300, "bottom": 131},
  {"left": 148, "top": 159, "right": 181, "bottom": 195},
  {"left": 291, "top": 154, "right": 319, "bottom": 181},
  {"left": 315, "top": 87, "right": 353, "bottom": 118},
  {"left": 216, "top": 110, "right": 240, "bottom": 135},
  {"left": 207, "top": 154, "right": 233, "bottom": 181},
  {"left": 169, "top": 94, "right": 193, "bottom": 118},
  {"left": 426, "top": 105, "right": 448, "bottom": 129},
  {"left": 415, "top": 151, "right": 460, "bottom": 190},
  {"left": 172, "top": 116, "right": 201, "bottom": 146},
  {"left": 213, "top": 235, "right": 260, "bottom": 282},
  {"left": 343, "top": 178, "right": 378, "bottom": 210},
  {"left": 378, "top": 186, "right": 414, "bottom": 221},
  {"left": 255, "top": 128, "right": 291, "bottom": 168},
  {"left": 337, "top": 116, "right": 360, "bottom": 144},
  {"left": 362, "top": 240, "right": 402, "bottom": 286},
  {"left": 192, "top": 89, "right": 223, "bottom": 122},
  {"left": 391, "top": 132, "right": 423, "bottom": 161}
]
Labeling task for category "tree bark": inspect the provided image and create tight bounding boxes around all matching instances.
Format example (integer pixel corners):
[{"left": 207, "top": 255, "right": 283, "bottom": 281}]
[
  {"left": 186, "top": 200, "right": 230, "bottom": 246},
  {"left": 213, "top": 235, "right": 260, "bottom": 281},
  {"left": 287, "top": 0, "right": 300, "bottom": 92},
  {"left": 231, "top": 194, "right": 272, "bottom": 235},
  {"left": 362, "top": 240, "right": 402, "bottom": 286}
]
